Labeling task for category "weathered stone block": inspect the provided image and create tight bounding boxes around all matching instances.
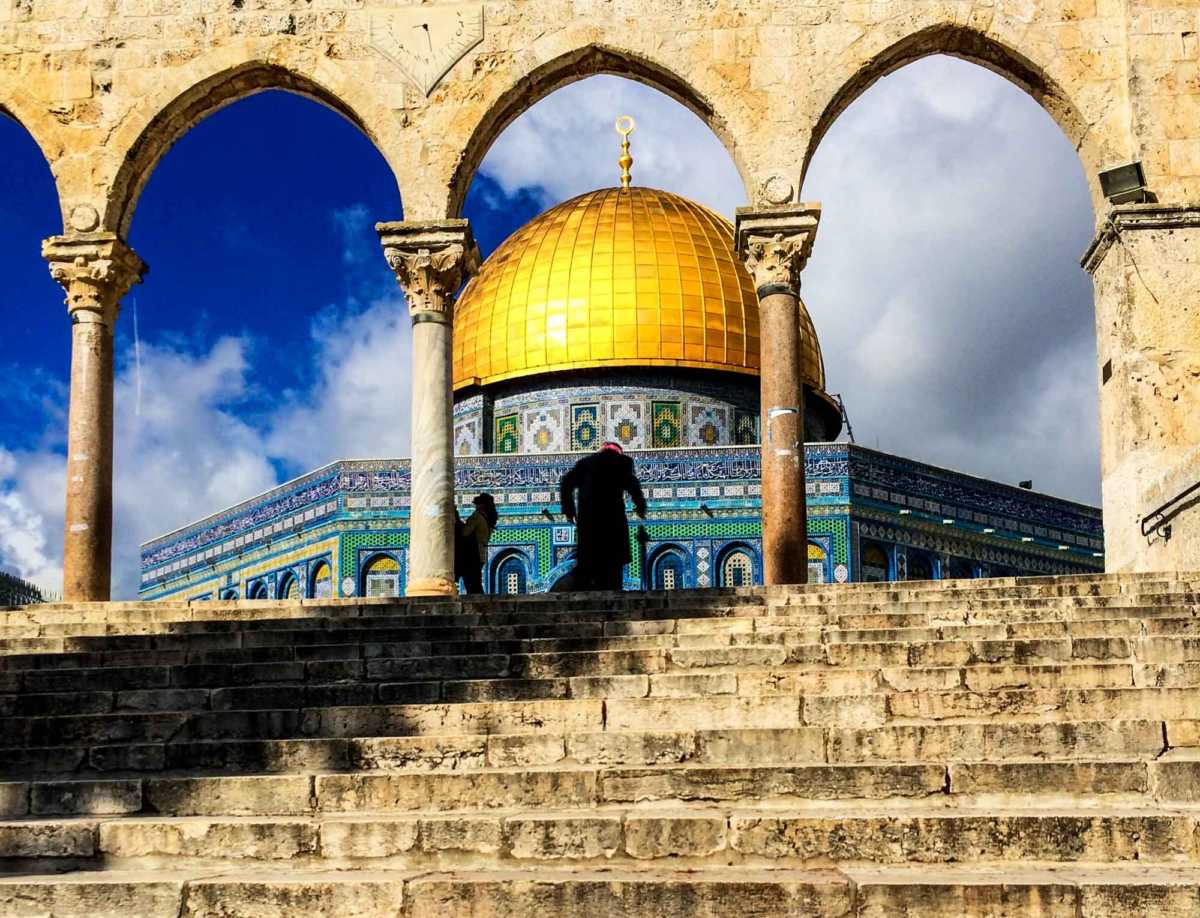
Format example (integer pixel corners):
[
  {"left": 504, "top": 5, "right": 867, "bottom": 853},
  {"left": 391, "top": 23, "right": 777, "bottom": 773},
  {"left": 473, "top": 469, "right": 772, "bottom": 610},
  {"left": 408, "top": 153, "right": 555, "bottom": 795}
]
[{"left": 505, "top": 815, "right": 622, "bottom": 860}]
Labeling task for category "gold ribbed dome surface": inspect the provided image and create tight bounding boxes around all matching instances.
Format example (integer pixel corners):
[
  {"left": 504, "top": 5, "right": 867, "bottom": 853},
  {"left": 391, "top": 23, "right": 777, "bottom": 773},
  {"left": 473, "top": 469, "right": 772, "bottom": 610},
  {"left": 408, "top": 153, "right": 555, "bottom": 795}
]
[{"left": 453, "top": 186, "right": 826, "bottom": 391}]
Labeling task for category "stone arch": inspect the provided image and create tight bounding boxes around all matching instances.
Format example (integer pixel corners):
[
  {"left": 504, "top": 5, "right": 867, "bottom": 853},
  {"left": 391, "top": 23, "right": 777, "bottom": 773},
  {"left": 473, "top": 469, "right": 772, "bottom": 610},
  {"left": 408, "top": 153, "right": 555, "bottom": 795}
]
[
  {"left": 445, "top": 43, "right": 752, "bottom": 219},
  {"left": 801, "top": 24, "right": 1100, "bottom": 208},
  {"left": 105, "top": 51, "right": 406, "bottom": 236}
]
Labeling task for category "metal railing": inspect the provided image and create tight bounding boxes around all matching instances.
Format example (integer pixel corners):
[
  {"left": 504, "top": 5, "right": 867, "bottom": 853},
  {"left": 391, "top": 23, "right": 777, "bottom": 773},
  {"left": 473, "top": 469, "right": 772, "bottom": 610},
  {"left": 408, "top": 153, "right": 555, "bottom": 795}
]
[{"left": 1141, "top": 480, "right": 1200, "bottom": 541}]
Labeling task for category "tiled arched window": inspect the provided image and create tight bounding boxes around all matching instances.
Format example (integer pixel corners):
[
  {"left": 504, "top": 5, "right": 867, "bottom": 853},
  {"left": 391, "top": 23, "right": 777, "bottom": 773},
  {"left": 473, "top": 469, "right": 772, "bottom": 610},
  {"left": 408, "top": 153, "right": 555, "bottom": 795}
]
[{"left": 720, "top": 550, "right": 753, "bottom": 587}]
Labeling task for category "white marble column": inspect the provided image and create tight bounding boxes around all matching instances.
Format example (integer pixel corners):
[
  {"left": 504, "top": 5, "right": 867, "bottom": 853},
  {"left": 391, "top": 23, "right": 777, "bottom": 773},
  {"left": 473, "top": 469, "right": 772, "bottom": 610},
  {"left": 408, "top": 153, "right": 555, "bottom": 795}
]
[
  {"left": 377, "top": 220, "right": 479, "bottom": 597},
  {"left": 42, "top": 233, "right": 146, "bottom": 602}
]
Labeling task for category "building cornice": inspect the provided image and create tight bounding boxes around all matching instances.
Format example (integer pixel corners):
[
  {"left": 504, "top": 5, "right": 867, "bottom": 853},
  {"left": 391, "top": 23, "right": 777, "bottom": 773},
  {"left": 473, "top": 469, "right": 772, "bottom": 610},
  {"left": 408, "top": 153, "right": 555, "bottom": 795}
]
[{"left": 1082, "top": 203, "right": 1200, "bottom": 275}]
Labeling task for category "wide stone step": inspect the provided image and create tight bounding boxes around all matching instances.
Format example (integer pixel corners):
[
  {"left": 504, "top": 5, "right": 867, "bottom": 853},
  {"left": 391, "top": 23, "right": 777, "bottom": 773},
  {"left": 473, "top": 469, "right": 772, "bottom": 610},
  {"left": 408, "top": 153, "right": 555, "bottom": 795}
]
[
  {"left": 2, "top": 684, "right": 1199, "bottom": 752},
  {"left": 2, "top": 599, "right": 1198, "bottom": 648},
  {"left": 11, "top": 627, "right": 1200, "bottom": 687},
  {"left": 1, "top": 862, "right": 1198, "bottom": 917},
  {"left": 0, "top": 716, "right": 1178, "bottom": 779},
  {"left": 14, "top": 801, "right": 1200, "bottom": 867},
  {"left": 9, "top": 751, "right": 1200, "bottom": 818},
  {"left": 0, "top": 658, "right": 1160, "bottom": 713}
]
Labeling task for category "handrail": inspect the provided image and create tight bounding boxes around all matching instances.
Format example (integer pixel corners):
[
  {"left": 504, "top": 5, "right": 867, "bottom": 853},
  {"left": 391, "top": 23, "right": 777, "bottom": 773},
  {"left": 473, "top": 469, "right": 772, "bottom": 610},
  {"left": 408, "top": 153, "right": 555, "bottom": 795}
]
[{"left": 1141, "top": 479, "right": 1200, "bottom": 539}]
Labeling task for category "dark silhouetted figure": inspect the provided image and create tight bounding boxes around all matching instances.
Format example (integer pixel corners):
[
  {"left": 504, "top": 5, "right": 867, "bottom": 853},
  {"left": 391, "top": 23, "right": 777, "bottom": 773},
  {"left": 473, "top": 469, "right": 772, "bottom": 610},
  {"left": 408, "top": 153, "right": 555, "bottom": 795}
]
[
  {"left": 456, "top": 493, "right": 498, "bottom": 595},
  {"left": 560, "top": 442, "right": 647, "bottom": 591}
]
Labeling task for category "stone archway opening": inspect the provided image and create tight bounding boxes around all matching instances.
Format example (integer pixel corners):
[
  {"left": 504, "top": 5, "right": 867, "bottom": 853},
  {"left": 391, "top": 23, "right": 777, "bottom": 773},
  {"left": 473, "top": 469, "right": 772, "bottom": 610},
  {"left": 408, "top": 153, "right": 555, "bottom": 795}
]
[
  {"left": 107, "top": 63, "right": 404, "bottom": 239},
  {"left": 801, "top": 53, "right": 1099, "bottom": 515},
  {"left": 460, "top": 72, "right": 748, "bottom": 252},
  {"left": 449, "top": 46, "right": 753, "bottom": 220},
  {"left": 0, "top": 108, "right": 67, "bottom": 598},
  {"left": 104, "top": 88, "right": 404, "bottom": 600}
]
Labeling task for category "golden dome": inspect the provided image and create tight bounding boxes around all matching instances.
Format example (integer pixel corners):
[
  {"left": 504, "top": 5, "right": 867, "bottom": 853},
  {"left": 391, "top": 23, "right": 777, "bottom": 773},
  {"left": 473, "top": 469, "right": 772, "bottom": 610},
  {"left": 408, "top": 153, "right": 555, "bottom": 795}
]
[{"left": 452, "top": 186, "right": 826, "bottom": 392}]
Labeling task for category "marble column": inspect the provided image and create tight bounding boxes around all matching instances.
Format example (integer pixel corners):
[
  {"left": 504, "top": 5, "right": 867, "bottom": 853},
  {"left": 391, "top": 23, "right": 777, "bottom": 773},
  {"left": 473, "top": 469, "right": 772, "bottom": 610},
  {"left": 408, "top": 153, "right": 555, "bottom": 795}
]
[
  {"left": 735, "top": 205, "right": 821, "bottom": 586},
  {"left": 377, "top": 220, "right": 479, "bottom": 597},
  {"left": 42, "top": 233, "right": 146, "bottom": 602}
]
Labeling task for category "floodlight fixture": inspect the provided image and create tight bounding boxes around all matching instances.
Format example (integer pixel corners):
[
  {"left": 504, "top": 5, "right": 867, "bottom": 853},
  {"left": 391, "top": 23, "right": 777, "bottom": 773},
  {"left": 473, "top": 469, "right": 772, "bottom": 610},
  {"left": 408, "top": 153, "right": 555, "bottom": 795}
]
[
  {"left": 983, "top": 527, "right": 995, "bottom": 534},
  {"left": 1018, "top": 480, "right": 1033, "bottom": 490},
  {"left": 1021, "top": 536, "right": 1034, "bottom": 543},
  {"left": 898, "top": 509, "right": 912, "bottom": 515},
  {"left": 942, "top": 519, "right": 954, "bottom": 525},
  {"left": 1099, "top": 162, "right": 1148, "bottom": 205}
]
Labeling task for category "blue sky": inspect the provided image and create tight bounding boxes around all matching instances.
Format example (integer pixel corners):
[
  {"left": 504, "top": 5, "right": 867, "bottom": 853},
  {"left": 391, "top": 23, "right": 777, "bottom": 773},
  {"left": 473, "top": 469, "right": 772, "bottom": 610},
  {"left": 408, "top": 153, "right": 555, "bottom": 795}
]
[{"left": 0, "top": 60, "right": 1098, "bottom": 597}]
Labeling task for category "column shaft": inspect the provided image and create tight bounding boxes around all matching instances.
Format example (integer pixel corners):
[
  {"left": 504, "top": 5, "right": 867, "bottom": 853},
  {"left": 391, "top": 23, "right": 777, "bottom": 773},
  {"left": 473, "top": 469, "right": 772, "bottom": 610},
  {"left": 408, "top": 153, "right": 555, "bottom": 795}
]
[
  {"left": 407, "top": 317, "right": 457, "bottom": 595},
  {"left": 735, "top": 204, "right": 821, "bottom": 587},
  {"left": 376, "top": 219, "right": 479, "bottom": 598},
  {"left": 63, "top": 313, "right": 115, "bottom": 600},
  {"left": 759, "top": 289, "right": 808, "bottom": 585},
  {"left": 43, "top": 233, "right": 145, "bottom": 603}
]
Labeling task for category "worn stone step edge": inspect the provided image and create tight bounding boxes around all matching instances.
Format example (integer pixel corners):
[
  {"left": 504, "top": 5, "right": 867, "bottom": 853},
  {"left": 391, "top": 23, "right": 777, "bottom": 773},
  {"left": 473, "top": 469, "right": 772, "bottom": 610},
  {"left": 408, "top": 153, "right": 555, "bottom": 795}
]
[
  {"left": 0, "top": 716, "right": 1181, "bottom": 779},
  {"left": 1, "top": 602, "right": 1197, "bottom": 651},
  {"left": 5, "top": 686, "right": 1200, "bottom": 749},
  {"left": 0, "top": 863, "right": 1198, "bottom": 918},
  {"left": 10, "top": 754, "right": 1200, "bottom": 817},
  {"left": 2, "top": 659, "right": 1172, "bottom": 716},
  {"left": 7, "top": 631, "right": 1200, "bottom": 681},
  {"left": 13, "top": 804, "right": 1200, "bottom": 867}
]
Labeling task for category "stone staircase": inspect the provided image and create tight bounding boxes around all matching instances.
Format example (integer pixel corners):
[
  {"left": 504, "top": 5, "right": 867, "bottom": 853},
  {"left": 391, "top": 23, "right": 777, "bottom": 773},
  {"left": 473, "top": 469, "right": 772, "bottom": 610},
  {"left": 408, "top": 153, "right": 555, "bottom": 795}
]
[{"left": 0, "top": 573, "right": 1199, "bottom": 915}]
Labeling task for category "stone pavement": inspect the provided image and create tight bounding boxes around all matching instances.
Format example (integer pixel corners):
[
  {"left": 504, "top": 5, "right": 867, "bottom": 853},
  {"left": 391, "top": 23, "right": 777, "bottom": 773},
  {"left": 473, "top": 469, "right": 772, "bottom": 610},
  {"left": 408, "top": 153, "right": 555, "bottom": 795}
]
[{"left": 1, "top": 573, "right": 1200, "bottom": 915}]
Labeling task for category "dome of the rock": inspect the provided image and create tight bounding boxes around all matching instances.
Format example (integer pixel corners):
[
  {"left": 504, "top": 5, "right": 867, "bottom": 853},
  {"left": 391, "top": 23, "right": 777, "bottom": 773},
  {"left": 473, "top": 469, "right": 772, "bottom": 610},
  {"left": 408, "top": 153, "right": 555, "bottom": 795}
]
[{"left": 453, "top": 186, "right": 827, "bottom": 392}]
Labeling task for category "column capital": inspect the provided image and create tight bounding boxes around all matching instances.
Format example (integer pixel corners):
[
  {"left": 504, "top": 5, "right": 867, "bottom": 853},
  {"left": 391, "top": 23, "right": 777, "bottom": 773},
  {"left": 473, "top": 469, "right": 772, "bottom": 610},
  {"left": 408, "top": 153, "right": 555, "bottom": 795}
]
[
  {"left": 735, "top": 204, "right": 821, "bottom": 296},
  {"left": 376, "top": 219, "right": 480, "bottom": 323},
  {"left": 42, "top": 233, "right": 146, "bottom": 325}
]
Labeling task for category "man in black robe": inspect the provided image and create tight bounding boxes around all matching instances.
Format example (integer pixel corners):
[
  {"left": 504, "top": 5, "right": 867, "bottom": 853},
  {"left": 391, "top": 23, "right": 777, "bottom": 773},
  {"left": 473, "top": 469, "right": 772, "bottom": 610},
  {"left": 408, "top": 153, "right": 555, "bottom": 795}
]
[{"left": 560, "top": 442, "right": 647, "bottom": 591}]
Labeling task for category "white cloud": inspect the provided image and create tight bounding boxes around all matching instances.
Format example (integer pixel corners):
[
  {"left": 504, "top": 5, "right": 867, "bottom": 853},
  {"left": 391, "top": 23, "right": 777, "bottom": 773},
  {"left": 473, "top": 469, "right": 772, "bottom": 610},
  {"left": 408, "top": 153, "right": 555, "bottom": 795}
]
[
  {"left": 0, "top": 448, "right": 63, "bottom": 593},
  {"left": 3, "top": 288, "right": 415, "bottom": 599},
  {"left": 265, "top": 294, "right": 414, "bottom": 469},
  {"left": 478, "top": 75, "right": 748, "bottom": 218}
]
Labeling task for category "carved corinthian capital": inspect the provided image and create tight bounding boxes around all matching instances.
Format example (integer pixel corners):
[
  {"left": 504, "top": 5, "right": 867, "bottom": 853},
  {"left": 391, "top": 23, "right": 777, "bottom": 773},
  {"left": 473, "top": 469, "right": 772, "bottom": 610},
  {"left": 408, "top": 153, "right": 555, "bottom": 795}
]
[
  {"left": 734, "top": 204, "right": 821, "bottom": 296},
  {"left": 42, "top": 233, "right": 146, "bottom": 325},
  {"left": 376, "top": 219, "right": 480, "bottom": 321}
]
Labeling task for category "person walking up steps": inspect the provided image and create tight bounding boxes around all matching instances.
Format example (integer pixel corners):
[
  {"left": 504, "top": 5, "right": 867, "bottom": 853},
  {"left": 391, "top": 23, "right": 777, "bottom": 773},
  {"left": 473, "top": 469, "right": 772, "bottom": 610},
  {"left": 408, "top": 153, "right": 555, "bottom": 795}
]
[{"left": 560, "top": 442, "right": 647, "bottom": 591}]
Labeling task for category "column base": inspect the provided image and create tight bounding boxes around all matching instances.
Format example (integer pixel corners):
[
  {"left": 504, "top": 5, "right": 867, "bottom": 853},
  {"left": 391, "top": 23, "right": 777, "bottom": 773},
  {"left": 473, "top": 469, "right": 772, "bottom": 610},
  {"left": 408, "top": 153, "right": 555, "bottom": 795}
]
[{"left": 405, "top": 576, "right": 459, "bottom": 598}]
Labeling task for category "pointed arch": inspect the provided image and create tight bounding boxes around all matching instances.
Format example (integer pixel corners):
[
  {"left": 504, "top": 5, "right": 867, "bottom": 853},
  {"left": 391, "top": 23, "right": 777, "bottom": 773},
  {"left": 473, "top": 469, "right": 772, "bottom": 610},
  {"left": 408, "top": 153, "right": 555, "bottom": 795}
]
[
  {"left": 446, "top": 43, "right": 752, "bottom": 218},
  {"left": 801, "top": 24, "right": 1100, "bottom": 210},
  {"left": 105, "top": 52, "right": 405, "bottom": 236}
]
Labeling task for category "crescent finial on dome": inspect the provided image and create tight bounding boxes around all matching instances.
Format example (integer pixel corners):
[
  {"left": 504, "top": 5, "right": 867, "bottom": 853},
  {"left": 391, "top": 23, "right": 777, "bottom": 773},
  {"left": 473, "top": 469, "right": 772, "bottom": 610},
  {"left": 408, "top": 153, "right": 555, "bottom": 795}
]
[{"left": 615, "top": 115, "right": 636, "bottom": 190}]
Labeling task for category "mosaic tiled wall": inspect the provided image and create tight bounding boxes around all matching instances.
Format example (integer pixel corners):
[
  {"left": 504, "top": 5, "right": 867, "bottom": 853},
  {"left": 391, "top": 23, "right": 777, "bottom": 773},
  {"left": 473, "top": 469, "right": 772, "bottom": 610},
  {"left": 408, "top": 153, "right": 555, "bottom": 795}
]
[
  {"left": 495, "top": 414, "right": 520, "bottom": 454},
  {"left": 570, "top": 404, "right": 601, "bottom": 451},
  {"left": 141, "top": 443, "right": 1104, "bottom": 600},
  {"left": 476, "top": 374, "right": 758, "bottom": 454},
  {"left": 651, "top": 401, "right": 682, "bottom": 448}
]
